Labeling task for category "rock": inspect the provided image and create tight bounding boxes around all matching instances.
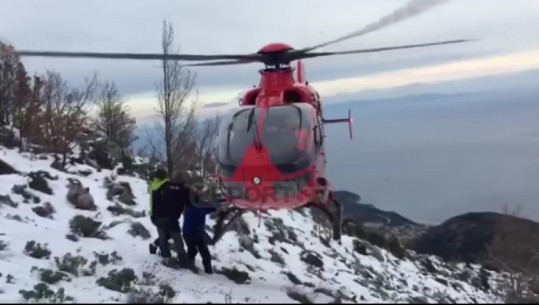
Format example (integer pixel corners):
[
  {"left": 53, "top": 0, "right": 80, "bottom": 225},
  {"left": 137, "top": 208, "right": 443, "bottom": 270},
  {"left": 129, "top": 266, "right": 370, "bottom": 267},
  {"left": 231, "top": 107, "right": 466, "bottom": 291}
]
[
  {"left": 78, "top": 169, "right": 92, "bottom": 176},
  {"left": 105, "top": 180, "right": 136, "bottom": 206},
  {"left": 77, "top": 190, "right": 97, "bottom": 211},
  {"left": 282, "top": 271, "right": 302, "bottom": 285},
  {"left": 69, "top": 215, "right": 107, "bottom": 239},
  {"left": 50, "top": 159, "right": 65, "bottom": 172},
  {"left": 106, "top": 183, "right": 124, "bottom": 199},
  {"left": 106, "top": 203, "right": 145, "bottom": 218},
  {"left": 0, "top": 194, "right": 18, "bottom": 208},
  {"left": 66, "top": 180, "right": 97, "bottom": 211},
  {"left": 103, "top": 176, "right": 114, "bottom": 189},
  {"left": 11, "top": 184, "right": 40, "bottom": 203},
  {"left": 32, "top": 202, "right": 55, "bottom": 219},
  {"left": 217, "top": 267, "right": 250, "bottom": 284},
  {"left": 0, "top": 158, "right": 17, "bottom": 175},
  {"left": 300, "top": 250, "right": 324, "bottom": 269},
  {"left": 127, "top": 222, "right": 151, "bottom": 240},
  {"left": 365, "top": 242, "right": 385, "bottom": 262},
  {"left": 353, "top": 239, "right": 368, "bottom": 255},
  {"left": 66, "top": 234, "right": 79, "bottom": 242},
  {"left": 409, "top": 295, "right": 430, "bottom": 303},
  {"left": 28, "top": 171, "right": 54, "bottom": 195}
]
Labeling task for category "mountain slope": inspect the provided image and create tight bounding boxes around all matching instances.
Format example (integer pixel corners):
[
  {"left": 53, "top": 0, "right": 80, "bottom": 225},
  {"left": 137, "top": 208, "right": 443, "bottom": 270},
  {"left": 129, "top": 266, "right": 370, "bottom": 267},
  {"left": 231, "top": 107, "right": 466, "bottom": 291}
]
[
  {"left": 0, "top": 146, "right": 508, "bottom": 303},
  {"left": 409, "top": 212, "right": 539, "bottom": 265}
]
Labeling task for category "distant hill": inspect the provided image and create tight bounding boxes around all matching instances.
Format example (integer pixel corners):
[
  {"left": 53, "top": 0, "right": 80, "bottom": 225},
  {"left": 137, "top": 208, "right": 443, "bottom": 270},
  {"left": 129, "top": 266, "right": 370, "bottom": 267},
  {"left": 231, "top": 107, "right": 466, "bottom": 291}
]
[
  {"left": 325, "top": 68, "right": 539, "bottom": 104},
  {"left": 335, "top": 190, "right": 418, "bottom": 227},
  {"left": 409, "top": 212, "right": 539, "bottom": 270}
]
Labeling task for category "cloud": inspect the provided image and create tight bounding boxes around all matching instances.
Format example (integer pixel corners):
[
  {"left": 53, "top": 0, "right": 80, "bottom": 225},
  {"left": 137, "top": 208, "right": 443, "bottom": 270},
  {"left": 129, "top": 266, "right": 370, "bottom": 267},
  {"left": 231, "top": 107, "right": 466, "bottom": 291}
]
[
  {"left": 128, "top": 48, "right": 539, "bottom": 119},
  {"left": 314, "top": 49, "right": 539, "bottom": 96},
  {"left": 203, "top": 102, "right": 232, "bottom": 108},
  {"left": 2, "top": 0, "right": 539, "bottom": 114}
]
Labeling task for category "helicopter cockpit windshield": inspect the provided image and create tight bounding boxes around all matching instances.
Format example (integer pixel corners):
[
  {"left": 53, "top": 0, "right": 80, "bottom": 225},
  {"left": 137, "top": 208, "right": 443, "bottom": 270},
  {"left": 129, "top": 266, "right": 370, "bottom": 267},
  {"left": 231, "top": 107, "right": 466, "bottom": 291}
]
[{"left": 217, "top": 104, "right": 314, "bottom": 176}]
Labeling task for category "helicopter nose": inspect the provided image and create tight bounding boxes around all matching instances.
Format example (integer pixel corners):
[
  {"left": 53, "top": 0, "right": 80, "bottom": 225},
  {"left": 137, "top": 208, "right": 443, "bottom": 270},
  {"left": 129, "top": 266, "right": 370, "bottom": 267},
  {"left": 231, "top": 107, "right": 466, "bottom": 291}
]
[{"left": 243, "top": 166, "right": 271, "bottom": 187}]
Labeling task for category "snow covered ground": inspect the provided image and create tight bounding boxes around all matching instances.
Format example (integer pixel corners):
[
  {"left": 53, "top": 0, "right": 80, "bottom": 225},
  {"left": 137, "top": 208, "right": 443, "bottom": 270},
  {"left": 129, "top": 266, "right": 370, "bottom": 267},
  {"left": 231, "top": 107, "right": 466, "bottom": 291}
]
[{"left": 0, "top": 145, "right": 507, "bottom": 303}]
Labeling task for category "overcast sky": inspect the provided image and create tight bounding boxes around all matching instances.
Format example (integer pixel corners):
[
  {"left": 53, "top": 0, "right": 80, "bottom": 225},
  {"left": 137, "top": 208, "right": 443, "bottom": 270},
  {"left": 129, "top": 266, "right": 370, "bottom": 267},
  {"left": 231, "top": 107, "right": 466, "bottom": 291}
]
[{"left": 2, "top": 0, "right": 539, "bottom": 116}]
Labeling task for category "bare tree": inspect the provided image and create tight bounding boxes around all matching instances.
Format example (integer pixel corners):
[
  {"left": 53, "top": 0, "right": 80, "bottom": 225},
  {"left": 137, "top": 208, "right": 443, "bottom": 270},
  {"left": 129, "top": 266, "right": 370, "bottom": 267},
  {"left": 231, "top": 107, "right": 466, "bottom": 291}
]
[
  {"left": 194, "top": 115, "right": 221, "bottom": 179},
  {"left": 94, "top": 80, "right": 137, "bottom": 162},
  {"left": 485, "top": 204, "right": 539, "bottom": 302},
  {"left": 41, "top": 70, "right": 98, "bottom": 166},
  {"left": 139, "top": 125, "right": 164, "bottom": 163},
  {"left": 0, "top": 41, "right": 21, "bottom": 125},
  {"left": 11, "top": 61, "right": 31, "bottom": 148},
  {"left": 153, "top": 20, "right": 199, "bottom": 175},
  {"left": 12, "top": 63, "right": 45, "bottom": 151}
]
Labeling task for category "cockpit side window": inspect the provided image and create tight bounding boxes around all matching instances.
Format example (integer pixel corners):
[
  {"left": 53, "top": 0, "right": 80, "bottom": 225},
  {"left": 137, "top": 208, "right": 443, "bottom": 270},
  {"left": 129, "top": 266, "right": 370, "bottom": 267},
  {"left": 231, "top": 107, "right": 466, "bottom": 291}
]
[{"left": 217, "top": 108, "right": 256, "bottom": 176}]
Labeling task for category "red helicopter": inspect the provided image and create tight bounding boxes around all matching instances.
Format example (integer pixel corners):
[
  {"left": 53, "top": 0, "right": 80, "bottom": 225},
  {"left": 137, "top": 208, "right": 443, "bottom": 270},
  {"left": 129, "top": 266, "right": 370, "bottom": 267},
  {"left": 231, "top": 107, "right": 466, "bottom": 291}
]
[
  {"left": 187, "top": 40, "right": 470, "bottom": 243},
  {"left": 5, "top": 7, "right": 473, "bottom": 243}
]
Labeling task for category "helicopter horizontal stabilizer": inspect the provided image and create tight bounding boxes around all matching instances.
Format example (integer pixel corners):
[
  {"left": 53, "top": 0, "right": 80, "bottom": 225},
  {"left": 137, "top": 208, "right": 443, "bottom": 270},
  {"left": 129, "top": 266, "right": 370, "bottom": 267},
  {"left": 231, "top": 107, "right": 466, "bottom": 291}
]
[{"left": 322, "top": 109, "right": 353, "bottom": 140}]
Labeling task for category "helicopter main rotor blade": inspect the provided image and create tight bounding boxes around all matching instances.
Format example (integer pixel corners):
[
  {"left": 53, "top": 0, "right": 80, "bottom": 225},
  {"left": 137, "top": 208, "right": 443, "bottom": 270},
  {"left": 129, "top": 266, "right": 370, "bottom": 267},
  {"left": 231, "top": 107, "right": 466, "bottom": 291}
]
[
  {"left": 289, "top": 39, "right": 474, "bottom": 61},
  {"left": 184, "top": 59, "right": 259, "bottom": 67},
  {"left": 298, "top": 0, "right": 451, "bottom": 53},
  {"left": 10, "top": 50, "right": 262, "bottom": 62}
]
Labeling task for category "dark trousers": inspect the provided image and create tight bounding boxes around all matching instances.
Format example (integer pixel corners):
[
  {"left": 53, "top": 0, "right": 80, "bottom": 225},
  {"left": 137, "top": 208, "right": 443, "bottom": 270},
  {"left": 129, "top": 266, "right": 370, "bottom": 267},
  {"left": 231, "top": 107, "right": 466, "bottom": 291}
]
[
  {"left": 183, "top": 231, "right": 212, "bottom": 268},
  {"left": 152, "top": 217, "right": 186, "bottom": 259}
]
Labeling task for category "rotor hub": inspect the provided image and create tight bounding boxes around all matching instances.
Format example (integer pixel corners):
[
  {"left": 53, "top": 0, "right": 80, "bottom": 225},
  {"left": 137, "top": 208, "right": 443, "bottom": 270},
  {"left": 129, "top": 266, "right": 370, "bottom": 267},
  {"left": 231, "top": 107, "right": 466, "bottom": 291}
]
[{"left": 257, "top": 43, "right": 294, "bottom": 54}]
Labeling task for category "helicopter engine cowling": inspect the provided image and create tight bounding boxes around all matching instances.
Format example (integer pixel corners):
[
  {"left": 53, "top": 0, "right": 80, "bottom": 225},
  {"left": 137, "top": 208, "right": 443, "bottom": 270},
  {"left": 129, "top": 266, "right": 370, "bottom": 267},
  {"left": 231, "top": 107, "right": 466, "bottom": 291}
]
[{"left": 239, "top": 88, "right": 262, "bottom": 106}]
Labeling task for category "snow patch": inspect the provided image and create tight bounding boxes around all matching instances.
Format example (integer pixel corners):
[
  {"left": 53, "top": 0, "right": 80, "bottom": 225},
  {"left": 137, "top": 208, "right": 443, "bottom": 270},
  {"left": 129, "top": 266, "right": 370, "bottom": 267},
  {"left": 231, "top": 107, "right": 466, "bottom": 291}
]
[{"left": 0, "top": 145, "right": 507, "bottom": 303}]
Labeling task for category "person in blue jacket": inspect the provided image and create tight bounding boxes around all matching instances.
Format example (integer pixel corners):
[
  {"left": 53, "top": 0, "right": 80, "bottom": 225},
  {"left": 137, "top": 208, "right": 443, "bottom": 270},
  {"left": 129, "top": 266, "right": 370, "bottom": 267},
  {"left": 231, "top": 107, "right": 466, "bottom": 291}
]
[{"left": 182, "top": 199, "right": 221, "bottom": 274}]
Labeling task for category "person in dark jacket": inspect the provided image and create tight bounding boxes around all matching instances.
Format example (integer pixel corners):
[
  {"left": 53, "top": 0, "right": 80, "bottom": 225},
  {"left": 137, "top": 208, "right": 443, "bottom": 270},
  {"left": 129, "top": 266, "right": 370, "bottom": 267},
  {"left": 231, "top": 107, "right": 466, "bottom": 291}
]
[
  {"left": 182, "top": 200, "right": 220, "bottom": 274},
  {"left": 148, "top": 169, "right": 170, "bottom": 256},
  {"left": 148, "top": 169, "right": 192, "bottom": 267}
]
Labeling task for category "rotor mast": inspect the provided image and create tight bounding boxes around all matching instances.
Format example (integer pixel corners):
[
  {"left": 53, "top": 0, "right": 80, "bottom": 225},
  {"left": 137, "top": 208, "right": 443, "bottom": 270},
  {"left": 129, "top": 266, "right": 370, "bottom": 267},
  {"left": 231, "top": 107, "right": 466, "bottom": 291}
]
[{"left": 255, "top": 43, "right": 297, "bottom": 107}]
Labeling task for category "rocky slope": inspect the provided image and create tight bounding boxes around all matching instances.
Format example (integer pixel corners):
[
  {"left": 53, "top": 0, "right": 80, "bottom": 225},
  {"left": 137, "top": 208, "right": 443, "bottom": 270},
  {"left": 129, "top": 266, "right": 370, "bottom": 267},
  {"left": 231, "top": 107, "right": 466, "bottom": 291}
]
[{"left": 0, "top": 145, "right": 511, "bottom": 303}]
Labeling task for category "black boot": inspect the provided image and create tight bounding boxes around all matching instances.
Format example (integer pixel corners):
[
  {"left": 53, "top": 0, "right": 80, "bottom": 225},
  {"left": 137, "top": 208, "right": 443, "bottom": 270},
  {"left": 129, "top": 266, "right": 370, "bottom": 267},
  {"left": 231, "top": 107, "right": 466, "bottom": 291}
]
[
  {"left": 177, "top": 255, "right": 199, "bottom": 273},
  {"left": 162, "top": 256, "right": 178, "bottom": 268},
  {"left": 203, "top": 260, "right": 213, "bottom": 274},
  {"left": 149, "top": 243, "right": 157, "bottom": 255}
]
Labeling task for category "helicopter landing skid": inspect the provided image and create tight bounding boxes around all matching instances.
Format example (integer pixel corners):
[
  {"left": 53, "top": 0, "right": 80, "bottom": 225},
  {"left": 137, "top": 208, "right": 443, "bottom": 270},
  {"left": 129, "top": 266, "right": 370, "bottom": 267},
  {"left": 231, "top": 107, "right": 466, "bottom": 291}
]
[
  {"left": 212, "top": 206, "right": 244, "bottom": 244},
  {"left": 304, "top": 198, "right": 342, "bottom": 241}
]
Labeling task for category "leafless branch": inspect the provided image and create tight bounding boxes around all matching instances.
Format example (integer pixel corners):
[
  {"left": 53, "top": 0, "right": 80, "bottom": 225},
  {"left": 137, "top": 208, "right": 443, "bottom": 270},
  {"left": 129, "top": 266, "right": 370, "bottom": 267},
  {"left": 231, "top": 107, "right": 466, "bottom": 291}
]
[
  {"left": 153, "top": 19, "right": 199, "bottom": 175},
  {"left": 0, "top": 41, "right": 20, "bottom": 125},
  {"left": 194, "top": 115, "right": 221, "bottom": 178},
  {"left": 41, "top": 70, "right": 98, "bottom": 166},
  {"left": 94, "top": 80, "right": 137, "bottom": 163}
]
